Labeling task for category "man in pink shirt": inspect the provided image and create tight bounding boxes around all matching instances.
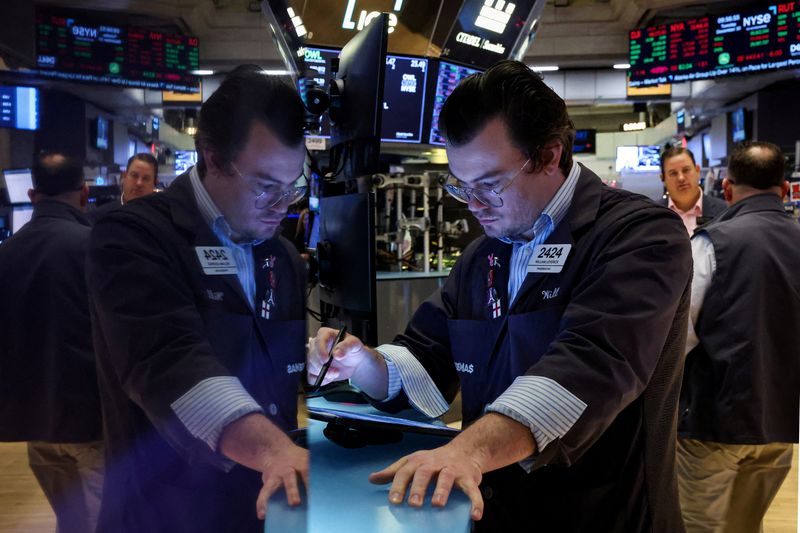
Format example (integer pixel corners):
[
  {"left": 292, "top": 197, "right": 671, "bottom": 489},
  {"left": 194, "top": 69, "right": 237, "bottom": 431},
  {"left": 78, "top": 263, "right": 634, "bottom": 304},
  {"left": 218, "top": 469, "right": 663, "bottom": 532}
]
[{"left": 660, "top": 147, "right": 727, "bottom": 235}]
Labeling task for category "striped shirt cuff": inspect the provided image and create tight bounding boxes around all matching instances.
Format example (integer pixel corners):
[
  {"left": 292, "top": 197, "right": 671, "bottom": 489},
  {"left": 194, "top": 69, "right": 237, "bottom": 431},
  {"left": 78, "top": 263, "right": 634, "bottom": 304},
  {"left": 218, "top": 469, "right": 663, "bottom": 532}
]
[
  {"left": 171, "top": 376, "right": 264, "bottom": 452},
  {"left": 375, "top": 344, "right": 450, "bottom": 418},
  {"left": 383, "top": 357, "right": 402, "bottom": 401},
  {"left": 486, "top": 376, "right": 587, "bottom": 472}
]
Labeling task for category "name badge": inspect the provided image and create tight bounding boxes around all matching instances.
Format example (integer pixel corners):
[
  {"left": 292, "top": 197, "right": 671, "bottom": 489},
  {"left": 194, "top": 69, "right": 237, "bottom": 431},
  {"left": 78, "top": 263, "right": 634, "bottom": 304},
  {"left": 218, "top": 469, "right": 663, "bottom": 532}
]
[
  {"left": 195, "top": 246, "right": 237, "bottom": 275},
  {"left": 527, "top": 244, "right": 572, "bottom": 274}
]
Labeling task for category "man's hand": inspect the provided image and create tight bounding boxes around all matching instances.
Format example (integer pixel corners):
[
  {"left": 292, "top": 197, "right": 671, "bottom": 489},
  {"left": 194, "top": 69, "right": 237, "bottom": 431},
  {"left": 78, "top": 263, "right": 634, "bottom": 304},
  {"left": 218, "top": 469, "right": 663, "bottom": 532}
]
[
  {"left": 368, "top": 441, "right": 486, "bottom": 521},
  {"left": 367, "top": 413, "right": 537, "bottom": 521},
  {"left": 307, "top": 327, "right": 388, "bottom": 399},
  {"left": 256, "top": 442, "right": 308, "bottom": 519}
]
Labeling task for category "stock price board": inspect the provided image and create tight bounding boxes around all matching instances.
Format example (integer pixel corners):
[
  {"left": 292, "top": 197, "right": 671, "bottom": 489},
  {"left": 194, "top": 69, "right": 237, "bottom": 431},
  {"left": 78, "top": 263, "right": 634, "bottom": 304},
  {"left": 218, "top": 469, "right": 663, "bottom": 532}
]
[
  {"left": 35, "top": 6, "right": 200, "bottom": 93},
  {"left": 629, "top": 2, "right": 800, "bottom": 87}
]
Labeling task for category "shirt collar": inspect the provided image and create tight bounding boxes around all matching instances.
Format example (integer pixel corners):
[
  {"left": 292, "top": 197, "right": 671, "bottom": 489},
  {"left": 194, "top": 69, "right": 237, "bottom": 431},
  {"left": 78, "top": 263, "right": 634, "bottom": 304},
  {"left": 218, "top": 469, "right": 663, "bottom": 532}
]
[
  {"left": 667, "top": 187, "right": 703, "bottom": 215},
  {"left": 189, "top": 165, "right": 261, "bottom": 246},
  {"left": 499, "top": 160, "right": 581, "bottom": 244}
]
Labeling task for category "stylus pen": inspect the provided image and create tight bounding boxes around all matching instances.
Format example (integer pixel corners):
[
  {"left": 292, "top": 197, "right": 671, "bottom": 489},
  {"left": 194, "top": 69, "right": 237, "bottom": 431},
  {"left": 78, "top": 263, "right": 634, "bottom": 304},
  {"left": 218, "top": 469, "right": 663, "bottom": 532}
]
[{"left": 313, "top": 325, "right": 348, "bottom": 390}]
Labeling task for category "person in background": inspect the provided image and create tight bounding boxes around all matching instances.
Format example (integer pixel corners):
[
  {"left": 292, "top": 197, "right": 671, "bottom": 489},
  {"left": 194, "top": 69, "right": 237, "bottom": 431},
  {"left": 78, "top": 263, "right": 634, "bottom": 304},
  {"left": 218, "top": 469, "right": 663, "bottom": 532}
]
[
  {"left": 308, "top": 60, "right": 692, "bottom": 532},
  {"left": 677, "top": 141, "right": 799, "bottom": 532},
  {"left": 86, "top": 66, "right": 309, "bottom": 532},
  {"left": 660, "top": 146, "right": 727, "bottom": 235},
  {"left": 87, "top": 152, "right": 158, "bottom": 222},
  {"left": 0, "top": 151, "right": 104, "bottom": 533}
]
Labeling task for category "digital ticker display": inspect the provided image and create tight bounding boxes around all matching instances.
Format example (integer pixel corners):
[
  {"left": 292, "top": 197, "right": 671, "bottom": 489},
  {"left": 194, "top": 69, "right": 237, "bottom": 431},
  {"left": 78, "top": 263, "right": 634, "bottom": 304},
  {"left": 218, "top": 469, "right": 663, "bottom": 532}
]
[
  {"left": 429, "top": 61, "right": 480, "bottom": 145},
  {"left": 629, "top": 2, "right": 800, "bottom": 87},
  {"left": 35, "top": 6, "right": 200, "bottom": 93},
  {"left": 381, "top": 55, "right": 428, "bottom": 143},
  {"left": 301, "top": 47, "right": 428, "bottom": 143},
  {"left": 0, "top": 86, "right": 39, "bottom": 131}
]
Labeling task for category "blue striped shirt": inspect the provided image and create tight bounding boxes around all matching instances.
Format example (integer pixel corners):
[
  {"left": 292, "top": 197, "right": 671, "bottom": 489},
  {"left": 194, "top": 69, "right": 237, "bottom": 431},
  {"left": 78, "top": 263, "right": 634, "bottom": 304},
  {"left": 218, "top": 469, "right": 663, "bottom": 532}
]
[
  {"left": 379, "top": 162, "right": 587, "bottom": 464},
  {"left": 168, "top": 167, "right": 263, "bottom": 457}
]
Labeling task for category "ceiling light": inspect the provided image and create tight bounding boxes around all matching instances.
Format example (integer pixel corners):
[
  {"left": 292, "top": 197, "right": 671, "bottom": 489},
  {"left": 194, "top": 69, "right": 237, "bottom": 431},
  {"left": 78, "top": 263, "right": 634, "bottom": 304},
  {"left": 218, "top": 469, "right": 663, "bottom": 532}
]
[
  {"left": 190, "top": 69, "right": 215, "bottom": 76},
  {"left": 528, "top": 65, "right": 559, "bottom": 72},
  {"left": 260, "top": 69, "right": 293, "bottom": 76},
  {"left": 613, "top": 63, "right": 631, "bottom": 70}
]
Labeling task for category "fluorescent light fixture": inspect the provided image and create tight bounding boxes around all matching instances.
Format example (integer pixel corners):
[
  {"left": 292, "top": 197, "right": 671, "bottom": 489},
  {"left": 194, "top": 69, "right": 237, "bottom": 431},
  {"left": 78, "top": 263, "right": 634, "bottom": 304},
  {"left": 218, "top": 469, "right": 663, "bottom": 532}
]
[
  {"left": 190, "top": 69, "right": 215, "bottom": 76},
  {"left": 613, "top": 63, "right": 631, "bottom": 70},
  {"left": 528, "top": 65, "right": 559, "bottom": 72},
  {"left": 622, "top": 121, "right": 647, "bottom": 132},
  {"left": 260, "top": 69, "right": 293, "bottom": 76}
]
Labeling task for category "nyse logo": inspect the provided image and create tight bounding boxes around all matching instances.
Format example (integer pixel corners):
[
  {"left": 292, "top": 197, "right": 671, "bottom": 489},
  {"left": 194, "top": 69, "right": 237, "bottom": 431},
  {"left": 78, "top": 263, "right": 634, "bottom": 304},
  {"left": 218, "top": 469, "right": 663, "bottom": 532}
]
[
  {"left": 791, "top": 43, "right": 800, "bottom": 56},
  {"left": 742, "top": 12, "right": 771, "bottom": 27},
  {"left": 475, "top": 0, "right": 517, "bottom": 35},
  {"left": 400, "top": 73, "right": 417, "bottom": 93},
  {"left": 455, "top": 361, "right": 474, "bottom": 374}
]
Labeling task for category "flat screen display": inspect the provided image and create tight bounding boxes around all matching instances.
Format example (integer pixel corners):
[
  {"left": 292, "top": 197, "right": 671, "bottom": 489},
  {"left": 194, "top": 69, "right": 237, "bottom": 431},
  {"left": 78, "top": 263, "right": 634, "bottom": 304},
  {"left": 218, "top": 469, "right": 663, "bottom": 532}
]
[
  {"left": 174, "top": 150, "right": 198, "bottom": 173},
  {"left": 731, "top": 108, "right": 747, "bottom": 142},
  {"left": 616, "top": 146, "right": 660, "bottom": 172},
  {"left": 11, "top": 205, "right": 34, "bottom": 233},
  {"left": 35, "top": 6, "right": 200, "bottom": 93},
  {"left": 573, "top": 129, "right": 596, "bottom": 154},
  {"left": 0, "top": 86, "right": 39, "bottom": 131},
  {"left": 95, "top": 117, "right": 109, "bottom": 150},
  {"left": 3, "top": 169, "right": 33, "bottom": 204},
  {"left": 301, "top": 47, "right": 429, "bottom": 143},
  {"left": 629, "top": 3, "right": 800, "bottom": 87},
  {"left": 428, "top": 61, "right": 480, "bottom": 145},
  {"left": 381, "top": 54, "right": 428, "bottom": 143},
  {"left": 440, "top": 0, "right": 538, "bottom": 69}
]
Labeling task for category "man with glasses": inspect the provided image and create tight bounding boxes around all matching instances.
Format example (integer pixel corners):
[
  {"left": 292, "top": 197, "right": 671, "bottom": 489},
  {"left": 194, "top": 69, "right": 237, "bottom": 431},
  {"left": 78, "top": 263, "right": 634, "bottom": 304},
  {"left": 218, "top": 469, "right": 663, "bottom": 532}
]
[
  {"left": 87, "top": 66, "right": 309, "bottom": 532},
  {"left": 309, "top": 60, "right": 692, "bottom": 531}
]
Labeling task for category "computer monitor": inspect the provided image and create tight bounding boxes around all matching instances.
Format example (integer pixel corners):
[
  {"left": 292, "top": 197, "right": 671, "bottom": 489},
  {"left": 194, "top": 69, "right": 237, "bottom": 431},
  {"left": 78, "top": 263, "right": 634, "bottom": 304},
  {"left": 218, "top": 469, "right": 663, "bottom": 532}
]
[
  {"left": 615, "top": 146, "right": 660, "bottom": 172},
  {"left": 428, "top": 61, "right": 480, "bottom": 145},
  {"left": 2, "top": 168, "right": 33, "bottom": 204},
  {"left": 11, "top": 205, "right": 33, "bottom": 233},
  {"left": 328, "top": 13, "right": 388, "bottom": 180},
  {"left": 0, "top": 86, "right": 39, "bottom": 131},
  {"left": 174, "top": 150, "right": 198, "bottom": 174}
]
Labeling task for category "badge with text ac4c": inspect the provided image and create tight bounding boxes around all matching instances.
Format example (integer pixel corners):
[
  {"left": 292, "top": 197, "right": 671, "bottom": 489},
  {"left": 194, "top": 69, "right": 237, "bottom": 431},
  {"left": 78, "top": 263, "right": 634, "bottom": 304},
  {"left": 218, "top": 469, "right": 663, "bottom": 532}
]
[
  {"left": 528, "top": 244, "right": 572, "bottom": 274},
  {"left": 195, "top": 246, "right": 237, "bottom": 275}
]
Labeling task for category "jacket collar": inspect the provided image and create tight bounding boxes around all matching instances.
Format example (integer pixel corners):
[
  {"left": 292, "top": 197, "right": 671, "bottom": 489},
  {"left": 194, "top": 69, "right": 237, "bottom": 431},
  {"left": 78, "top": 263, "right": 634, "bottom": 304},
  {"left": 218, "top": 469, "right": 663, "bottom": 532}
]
[
  {"left": 32, "top": 199, "right": 90, "bottom": 227},
  {"left": 707, "top": 192, "right": 784, "bottom": 225}
]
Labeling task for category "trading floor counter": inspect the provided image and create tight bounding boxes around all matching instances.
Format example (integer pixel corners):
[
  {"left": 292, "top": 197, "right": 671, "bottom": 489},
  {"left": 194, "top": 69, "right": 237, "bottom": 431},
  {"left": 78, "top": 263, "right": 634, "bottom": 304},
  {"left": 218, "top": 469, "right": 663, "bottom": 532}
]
[{"left": 266, "top": 398, "right": 471, "bottom": 533}]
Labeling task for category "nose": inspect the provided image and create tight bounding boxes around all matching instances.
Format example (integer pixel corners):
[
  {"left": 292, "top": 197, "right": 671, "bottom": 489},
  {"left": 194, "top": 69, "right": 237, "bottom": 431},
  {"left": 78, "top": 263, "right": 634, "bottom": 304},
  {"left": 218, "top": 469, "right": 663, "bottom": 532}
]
[{"left": 467, "top": 194, "right": 489, "bottom": 212}]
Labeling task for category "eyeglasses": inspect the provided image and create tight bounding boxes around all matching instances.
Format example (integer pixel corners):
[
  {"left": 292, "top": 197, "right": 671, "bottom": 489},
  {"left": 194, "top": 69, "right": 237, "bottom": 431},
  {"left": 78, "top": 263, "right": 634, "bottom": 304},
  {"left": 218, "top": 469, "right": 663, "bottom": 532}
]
[
  {"left": 442, "top": 157, "right": 531, "bottom": 208},
  {"left": 230, "top": 163, "right": 308, "bottom": 210}
]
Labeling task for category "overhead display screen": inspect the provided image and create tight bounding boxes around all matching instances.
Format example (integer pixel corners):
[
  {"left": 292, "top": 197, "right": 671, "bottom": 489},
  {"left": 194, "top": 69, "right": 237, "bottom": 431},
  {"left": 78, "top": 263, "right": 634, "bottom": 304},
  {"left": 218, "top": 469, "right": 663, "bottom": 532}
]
[
  {"left": 428, "top": 61, "right": 480, "bottom": 145},
  {"left": 381, "top": 54, "right": 428, "bottom": 143},
  {"left": 0, "top": 86, "right": 39, "bottom": 131},
  {"left": 301, "top": 47, "right": 428, "bottom": 143},
  {"left": 440, "top": 0, "right": 538, "bottom": 69},
  {"left": 35, "top": 6, "right": 200, "bottom": 93},
  {"left": 629, "top": 3, "right": 800, "bottom": 87}
]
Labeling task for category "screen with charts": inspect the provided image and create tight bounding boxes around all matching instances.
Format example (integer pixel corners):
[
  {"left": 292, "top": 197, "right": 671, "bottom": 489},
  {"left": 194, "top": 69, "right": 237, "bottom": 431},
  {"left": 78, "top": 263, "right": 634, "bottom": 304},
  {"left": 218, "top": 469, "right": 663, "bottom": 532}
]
[
  {"left": 3, "top": 169, "right": 33, "bottom": 204},
  {"left": 299, "top": 46, "right": 340, "bottom": 140},
  {"left": 629, "top": 3, "right": 800, "bottom": 87},
  {"left": 428, "top": 61, "right": 480, "bottom": 145},
  {"left": 11, "top": 206, "right": 34, "bottom": 234},
  {"left": 0, "top": 86, "right": 39, "bottom": 131},
  {"left": 35, "top": 6, "right": 200, "bottom": 93}
]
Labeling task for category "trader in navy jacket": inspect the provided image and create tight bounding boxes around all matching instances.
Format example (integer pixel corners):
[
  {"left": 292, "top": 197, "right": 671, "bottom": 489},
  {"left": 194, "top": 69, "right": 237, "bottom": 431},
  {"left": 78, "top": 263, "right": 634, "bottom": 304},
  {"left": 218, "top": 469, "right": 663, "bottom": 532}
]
[
  {"left": 309, "top": 61, "right": 692, "bottom": 532},
  {"left": 87, "top": 66, "right": 309, "bottom": 532}
]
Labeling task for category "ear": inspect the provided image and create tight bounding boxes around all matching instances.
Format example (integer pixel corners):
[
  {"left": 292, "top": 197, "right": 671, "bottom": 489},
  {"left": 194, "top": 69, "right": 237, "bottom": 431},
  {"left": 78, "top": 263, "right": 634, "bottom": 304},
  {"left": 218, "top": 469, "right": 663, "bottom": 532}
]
[
  {"left": 202, "top": 147, "right": 228, "bottom": 177},
  {"left": 80, "top": 183, "right": 90, "bottom": 208},
  {"left": 781, "top": 180, "right": 790, "bottom": 200},
  {"left": 27, "top": 188, "right": 37, "bottom": 204},
  {"left": 722, "top": 178, "right": 734, "bottom": 204},
  {"left": 539, "top": 144, "right": 564, "bottom": 175}
]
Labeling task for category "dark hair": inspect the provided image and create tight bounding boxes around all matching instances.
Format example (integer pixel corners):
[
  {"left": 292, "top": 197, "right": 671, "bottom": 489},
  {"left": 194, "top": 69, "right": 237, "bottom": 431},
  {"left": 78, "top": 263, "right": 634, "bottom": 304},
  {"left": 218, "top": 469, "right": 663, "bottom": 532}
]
[
  {"left": 439, "top": 60, "right": 575, "bottom": 175},
  {"left": 195, "top": 65, "right": 305, "bottom": 176},
  {"left": 660, "top": 146, "right": 697, "bottom": 176},
  {"left": 127, "top": 153, "right": 159, "bottom": 182},
  {"left": 727, "top": 141, "right": 785, "bottom": 189},
  {"left": 31, "top": 151, "right": 84, "bottom": 196}
]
